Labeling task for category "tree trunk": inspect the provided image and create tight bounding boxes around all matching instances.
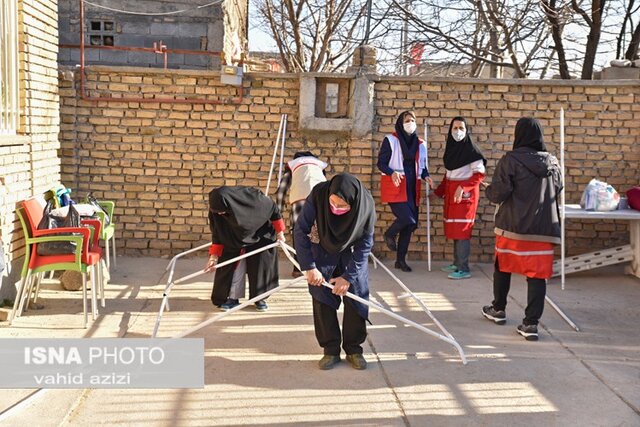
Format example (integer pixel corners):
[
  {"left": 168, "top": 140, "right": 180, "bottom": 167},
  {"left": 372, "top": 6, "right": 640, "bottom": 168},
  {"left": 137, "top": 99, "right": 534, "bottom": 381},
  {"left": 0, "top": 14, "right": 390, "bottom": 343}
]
[
  {"left": 577, "top": 0, "right": 606, "bottom": 80},
  {"left": 542, "top": 0, "right": 571, "bottom": 79},
  {"left": 625, "top": 22, "right": 640, "bottom": 60}
]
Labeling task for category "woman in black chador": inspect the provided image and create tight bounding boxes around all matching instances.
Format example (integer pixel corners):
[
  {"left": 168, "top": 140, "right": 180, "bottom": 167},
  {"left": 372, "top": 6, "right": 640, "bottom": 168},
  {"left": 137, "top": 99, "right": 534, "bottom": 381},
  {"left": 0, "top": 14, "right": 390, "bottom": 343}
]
[
  {"left": 294, "top": 173, "right": 376, "bottom": 370},
  {"left": 205, "top": 186, "right": 286, "bottom": 312}
]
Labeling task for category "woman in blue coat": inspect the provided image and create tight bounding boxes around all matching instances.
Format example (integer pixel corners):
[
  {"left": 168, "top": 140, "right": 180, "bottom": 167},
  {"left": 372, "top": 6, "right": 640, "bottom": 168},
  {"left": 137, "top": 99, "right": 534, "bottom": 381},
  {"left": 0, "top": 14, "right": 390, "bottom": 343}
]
[
  {"left": 294, "top": 173, "right": 376, "bottom": 371},
  {"left": 377, "top": 111, "right": 431, "bottom": 272}
]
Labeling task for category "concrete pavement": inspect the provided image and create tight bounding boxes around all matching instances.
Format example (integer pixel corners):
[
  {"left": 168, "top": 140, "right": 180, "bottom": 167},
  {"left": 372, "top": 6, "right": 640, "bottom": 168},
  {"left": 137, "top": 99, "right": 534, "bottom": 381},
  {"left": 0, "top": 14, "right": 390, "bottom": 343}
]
[{"left": 0, "top": 255, "right": 638, "bottom": 426}]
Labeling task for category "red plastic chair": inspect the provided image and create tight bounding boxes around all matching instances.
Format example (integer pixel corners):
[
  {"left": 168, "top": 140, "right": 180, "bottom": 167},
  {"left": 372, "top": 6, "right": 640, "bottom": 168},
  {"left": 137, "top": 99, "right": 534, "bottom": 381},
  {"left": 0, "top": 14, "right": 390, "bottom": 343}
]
[{"left": 10, "top": 197, "right": 105, "bottom": 328}]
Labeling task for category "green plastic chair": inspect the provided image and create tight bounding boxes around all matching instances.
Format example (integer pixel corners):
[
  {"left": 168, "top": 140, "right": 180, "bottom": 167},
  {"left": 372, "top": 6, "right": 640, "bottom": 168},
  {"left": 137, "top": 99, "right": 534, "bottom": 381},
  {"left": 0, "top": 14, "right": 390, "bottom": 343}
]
[
  {"left": 94, "top": 199, "right": 116, "bottom": 270},
  {"left": 11, "top": 198, "right": 105, "bottom": 328},
  {"left": 47, "top": 185, "right": 117, "bottom": 270}
]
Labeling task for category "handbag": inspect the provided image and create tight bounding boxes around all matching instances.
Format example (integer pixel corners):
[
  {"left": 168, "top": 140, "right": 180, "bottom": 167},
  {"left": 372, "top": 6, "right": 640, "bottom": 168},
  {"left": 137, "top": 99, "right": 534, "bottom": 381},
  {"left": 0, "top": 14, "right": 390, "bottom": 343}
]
[{"left": 37, "top": 200, "right": 82, "bottom": 256}]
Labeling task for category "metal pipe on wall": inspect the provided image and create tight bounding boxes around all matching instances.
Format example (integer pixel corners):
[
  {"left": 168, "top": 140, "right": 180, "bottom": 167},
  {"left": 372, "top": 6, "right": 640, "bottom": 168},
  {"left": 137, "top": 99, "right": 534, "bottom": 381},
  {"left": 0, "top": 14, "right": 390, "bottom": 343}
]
[{"left": 78, "top": 0, "right": 244, "bottom": 105}]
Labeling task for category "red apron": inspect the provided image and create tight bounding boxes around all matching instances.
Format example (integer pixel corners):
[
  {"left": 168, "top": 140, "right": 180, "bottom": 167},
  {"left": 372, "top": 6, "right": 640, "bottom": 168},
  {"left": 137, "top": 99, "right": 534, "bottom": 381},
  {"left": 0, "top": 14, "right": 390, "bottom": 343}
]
[
  {"left": 435, "top": 174, "right": 483, "bottom": 240},
  {"left": 495, "top": 235, "right": 555, "bottom": 279}
]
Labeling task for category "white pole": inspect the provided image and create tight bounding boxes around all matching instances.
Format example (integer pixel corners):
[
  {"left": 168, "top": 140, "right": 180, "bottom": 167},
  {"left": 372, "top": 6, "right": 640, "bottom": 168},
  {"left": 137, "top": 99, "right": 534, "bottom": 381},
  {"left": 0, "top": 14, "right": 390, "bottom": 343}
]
[
  {"left": 279, "top": 242, "right": 467, "bottom": 364},
  {"left": 545, "top": 294, "right": 579, "bottom": 331},
  {"left": 153, "top": 242, "right": 282, "bottom": 337},
  {"left": 265, "top": 115, "right": 285, "bottom": 195},
  {"left": 560, "top": 107, "right": 566, "bottom": 290},
  {"left": 172, "top": 276, "right": 308, "bottom": 339},
  {"left": 424, "top": 120, "right": 432, "bottom": 271},
  {"left": 277, "top": 114, "right": 288, "bottom": 189}
]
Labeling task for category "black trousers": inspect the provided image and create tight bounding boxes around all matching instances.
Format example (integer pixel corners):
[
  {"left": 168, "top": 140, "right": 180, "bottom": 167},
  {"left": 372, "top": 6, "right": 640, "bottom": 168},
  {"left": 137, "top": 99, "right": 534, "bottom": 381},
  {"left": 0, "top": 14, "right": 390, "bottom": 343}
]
[
  {"left": 492, "top": 259, "right": 546, "bottom": 325},
  {"left": 211, "top": 241, "right": 278, "bottom": 306},
  {"left": 311, "top": 261, "right": 367, "bottom": 355},
  {"left": 312, "top": 298, "right": 367, "bottom": 356}
]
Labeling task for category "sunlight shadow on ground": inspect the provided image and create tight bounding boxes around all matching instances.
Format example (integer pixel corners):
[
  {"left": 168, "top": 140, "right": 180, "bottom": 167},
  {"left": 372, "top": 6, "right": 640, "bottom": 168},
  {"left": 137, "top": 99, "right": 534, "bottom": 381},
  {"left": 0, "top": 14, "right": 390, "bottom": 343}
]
[
  {"left": 375, "top": 291, "right": 456, "bottom": 312},
  {"left": 458, "top": 382, "right": 558, "bottom": 414}
]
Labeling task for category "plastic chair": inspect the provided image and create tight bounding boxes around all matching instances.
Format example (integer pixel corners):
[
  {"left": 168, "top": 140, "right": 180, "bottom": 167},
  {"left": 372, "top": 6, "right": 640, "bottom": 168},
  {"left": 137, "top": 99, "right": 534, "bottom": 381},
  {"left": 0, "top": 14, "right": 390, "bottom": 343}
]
[
  {"left": 94, "top": 199, "right": 116, "bottom": 270},
  {"left": 10, "top": 197, "right": 105, "bottom": 328},
  {"left": 48, "top": 184, "right": 117, "bottom": 270}
]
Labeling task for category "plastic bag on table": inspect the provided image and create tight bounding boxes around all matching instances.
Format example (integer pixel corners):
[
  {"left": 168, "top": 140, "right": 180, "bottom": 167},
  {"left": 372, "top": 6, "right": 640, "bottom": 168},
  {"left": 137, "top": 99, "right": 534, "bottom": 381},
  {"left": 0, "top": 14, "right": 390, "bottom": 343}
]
[{"left": 579, "top": 179, "right": 620, "bottom": 211}]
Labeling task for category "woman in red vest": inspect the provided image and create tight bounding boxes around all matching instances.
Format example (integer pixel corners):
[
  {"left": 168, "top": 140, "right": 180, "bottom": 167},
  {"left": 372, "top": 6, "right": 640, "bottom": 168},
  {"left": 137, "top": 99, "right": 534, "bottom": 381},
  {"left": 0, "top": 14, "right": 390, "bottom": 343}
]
[
  {"left": 482, "top": 118, "right": 563, "bottom": 341},
  {"left": 377, "top": 111, "right": 431, "bottom": 272},
  {"left": 434, "top": 117, "right": 486, "bottom": 279}
]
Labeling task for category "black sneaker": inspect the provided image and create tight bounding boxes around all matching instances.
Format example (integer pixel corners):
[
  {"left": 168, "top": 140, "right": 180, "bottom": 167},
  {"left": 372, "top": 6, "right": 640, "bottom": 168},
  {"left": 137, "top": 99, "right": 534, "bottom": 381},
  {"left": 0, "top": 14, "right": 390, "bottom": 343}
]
[
  {"left": 517, "top": 324, "right": 539, "bottom": 341},
  {"left": 219, "top": 298, "right": 240, "bottom": 311},
  {"left": 482, "top": 305, "right": 506, "bottom": 325},
  {"left": 254, "top": 300, "right": 268, "bottom": 312},
  {"left": 384, "top": 232, "right": 397, "bottom": 252}
]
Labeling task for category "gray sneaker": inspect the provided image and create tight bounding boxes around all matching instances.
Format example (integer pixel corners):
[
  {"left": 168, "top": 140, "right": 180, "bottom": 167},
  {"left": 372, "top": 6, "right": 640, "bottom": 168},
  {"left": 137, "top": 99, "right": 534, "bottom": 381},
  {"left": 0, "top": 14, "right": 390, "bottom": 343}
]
[
  {"left": 517, "top": 324, "right": 539, "bottom": 341},
  {"left": 482, "top": 305, "right": 506, "bottom": 325}
]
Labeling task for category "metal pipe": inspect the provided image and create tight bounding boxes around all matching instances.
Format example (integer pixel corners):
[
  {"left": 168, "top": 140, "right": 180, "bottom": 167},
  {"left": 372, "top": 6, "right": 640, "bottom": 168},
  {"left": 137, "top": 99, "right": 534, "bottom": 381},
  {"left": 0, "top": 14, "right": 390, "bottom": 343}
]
[
  {"left": 277, "top": 114, "right": 288, "bottom": 190},
  {"left": 560, "top": 107, "right": 566, "bottom": 289},
  {"left": 545, "top": 294, "right": 580, "bottom": 332},
  {"left": 173, "top": 242, "right": 280, "bottom": 286},
  {"left": 424, "top": 120, "right": 432, "bottom": 271},
  {"left": 265, "top": 115, "right": 285, "bottom": 195},
  {"left": 279, "top": 242, "right": 468, "bottom": 364},
  {"left": 61, "top": 43, "right": 224, "bottom": 57},
  {"left": 153, "top": 242, "right": 281, "bottom": 337},
  {"left": 171, "top": 276, "right": 308, "bottom": 339}
]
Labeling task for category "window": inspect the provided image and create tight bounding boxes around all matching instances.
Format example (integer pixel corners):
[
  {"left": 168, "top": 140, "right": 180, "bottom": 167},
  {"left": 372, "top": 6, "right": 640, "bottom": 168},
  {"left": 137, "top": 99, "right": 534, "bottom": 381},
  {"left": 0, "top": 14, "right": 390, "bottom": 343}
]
[
  {"left": 0, "top": 0, "right": 19, "bottom": 135},
  {"left": 89, "top": 20, "right": 115, "bottom": 46}
]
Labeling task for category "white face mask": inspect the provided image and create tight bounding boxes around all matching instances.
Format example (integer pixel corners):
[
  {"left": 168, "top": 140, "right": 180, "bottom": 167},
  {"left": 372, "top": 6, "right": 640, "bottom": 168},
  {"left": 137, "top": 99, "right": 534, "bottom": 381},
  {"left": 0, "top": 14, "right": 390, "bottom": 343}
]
[
  {"left": 403, "top": 122, "right": 417, "bottom": 135},
  {"left": 452, "top": 129, "right": 466, "bottom": 142}
]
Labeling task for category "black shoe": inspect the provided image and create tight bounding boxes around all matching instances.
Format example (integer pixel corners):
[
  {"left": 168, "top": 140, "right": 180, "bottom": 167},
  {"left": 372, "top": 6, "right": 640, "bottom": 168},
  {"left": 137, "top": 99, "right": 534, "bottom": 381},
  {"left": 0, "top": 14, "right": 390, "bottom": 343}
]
[
  {"left": 384, "top": 232, "right": 397, "bottom": 251},
  {"left": 255, "top": 300, "right": 268, "bottom": 312},
  {"left": 346, "top": 354, "right": 367, "bottom": 370},
  {"left": 482, "top": 305, "right": 506, "bottom": 325},
  {"left": 318, "top": 355, "right": 341, "bottom": 370},
  {"left": 394, "top": 261, "right": 412, "bottom": 272},
  {"left": 219, "top": 298, "right": 240, "bottom": 311},
  {"left": 517, "top": 324, "right": 539, "bottom": 341}
]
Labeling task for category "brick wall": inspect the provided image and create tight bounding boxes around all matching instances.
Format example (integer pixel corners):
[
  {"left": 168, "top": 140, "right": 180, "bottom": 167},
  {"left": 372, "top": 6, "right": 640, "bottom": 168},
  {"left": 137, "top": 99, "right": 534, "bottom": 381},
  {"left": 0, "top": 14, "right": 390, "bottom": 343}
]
[
  {"left": 58, "top": 0, "right": 226, "bottom": 69},
  {"left": 375, "top": 78, "right": 639, "bottom": 262},
  {"left": 58, "top": 67, "right": 639, "bottom": 263},
  {"left": 0, "top": 0, "right": 62, "bottom": 299}
]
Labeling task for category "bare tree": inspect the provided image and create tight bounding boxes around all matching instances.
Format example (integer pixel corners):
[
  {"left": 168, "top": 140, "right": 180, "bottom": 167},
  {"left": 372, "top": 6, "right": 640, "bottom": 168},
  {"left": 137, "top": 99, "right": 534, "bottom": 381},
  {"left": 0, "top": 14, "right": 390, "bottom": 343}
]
[
  {"left": 571, "top": 0, "right": 608, "bottom": 79},
  {"left": 254, "top": 0, "right": 369, "bottom": 72},
  {"left": 385, "top": 0, "right": 551, "bottom": 78},
  {"left": 541, "top": 0, "right": 573, "bottom": 79},
  {"left": 615, "top": 0, "right": 640, "bottom": 59}
]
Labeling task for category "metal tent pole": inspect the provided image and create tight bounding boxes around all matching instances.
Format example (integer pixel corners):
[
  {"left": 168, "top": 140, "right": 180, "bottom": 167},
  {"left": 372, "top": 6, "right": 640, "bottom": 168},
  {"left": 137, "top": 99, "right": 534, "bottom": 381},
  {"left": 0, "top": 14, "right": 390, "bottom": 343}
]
[
  {"left": 265, "top": 114, "right": 285, "bottom": 195},
  {"left": 152, "top": 242, "right": 280, "bottom": 337},
  {"left": 279, "top": 242, "right": 467, "bottom": 364}
]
